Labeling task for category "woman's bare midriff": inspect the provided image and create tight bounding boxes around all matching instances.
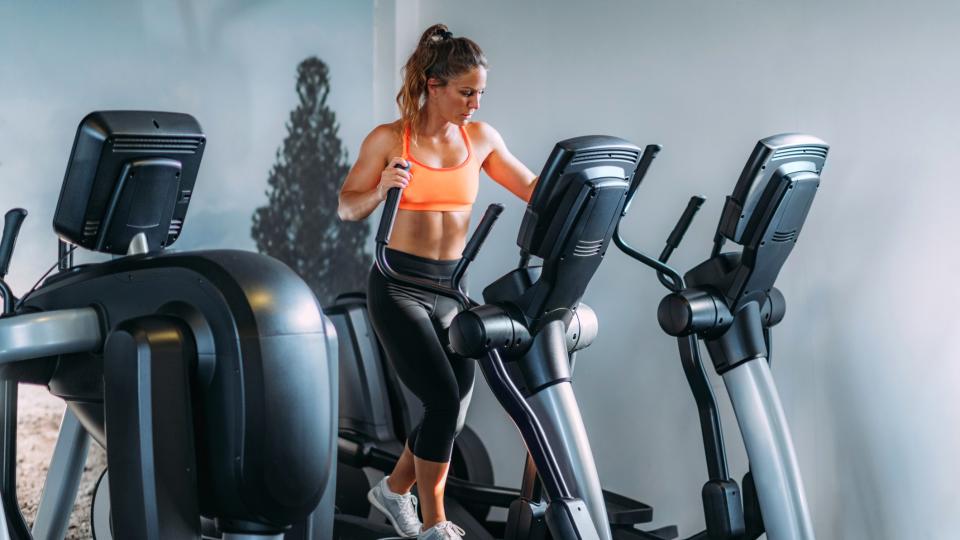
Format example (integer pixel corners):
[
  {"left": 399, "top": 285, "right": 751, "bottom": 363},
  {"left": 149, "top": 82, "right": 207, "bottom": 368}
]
[{"left": 388, "top": 209, "right": 472, "bottom": 260}]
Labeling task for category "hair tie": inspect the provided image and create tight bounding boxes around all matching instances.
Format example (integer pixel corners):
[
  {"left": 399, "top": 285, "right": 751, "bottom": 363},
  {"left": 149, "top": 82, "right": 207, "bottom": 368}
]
[{"left": 430, "top": 29, "right": 453, "bottom": 43}]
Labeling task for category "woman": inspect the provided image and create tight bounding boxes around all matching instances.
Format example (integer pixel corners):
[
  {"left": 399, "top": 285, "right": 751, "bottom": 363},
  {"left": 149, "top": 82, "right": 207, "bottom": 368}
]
[{"left": 338, "top": 23, "right": 538, "bottom": 540}]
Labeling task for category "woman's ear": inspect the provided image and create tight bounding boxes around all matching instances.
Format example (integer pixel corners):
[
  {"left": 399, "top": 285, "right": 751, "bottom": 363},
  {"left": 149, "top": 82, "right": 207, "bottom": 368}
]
[{"left": 426, "top": 77, "right": 444, "bottom": 98}]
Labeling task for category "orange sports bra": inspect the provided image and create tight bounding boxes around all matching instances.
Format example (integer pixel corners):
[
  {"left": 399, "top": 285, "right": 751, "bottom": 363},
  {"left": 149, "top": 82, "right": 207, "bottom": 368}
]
[{"left": 398, "top": 124, "right": 481, "bottom": 212}]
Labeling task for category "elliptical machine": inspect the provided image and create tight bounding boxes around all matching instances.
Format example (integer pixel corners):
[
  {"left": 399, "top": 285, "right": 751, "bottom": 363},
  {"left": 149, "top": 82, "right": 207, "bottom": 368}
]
[
  {"left": 331, "top": 287, "right": 673, "bottom": 540},
  {"left": 375, "top": 135, "right": 680, "bottom": 540},
  {"left": 0, "top": 111, "right": 338, "bottom": 539},
  {"left": 614, "top": 134, "right": 827, "bottom": 540}
]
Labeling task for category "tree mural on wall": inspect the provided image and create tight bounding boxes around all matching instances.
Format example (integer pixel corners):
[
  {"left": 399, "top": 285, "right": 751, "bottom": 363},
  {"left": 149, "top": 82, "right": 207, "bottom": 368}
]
[{"left": 252, "top": 57, "right": 371, "bottom": 307}]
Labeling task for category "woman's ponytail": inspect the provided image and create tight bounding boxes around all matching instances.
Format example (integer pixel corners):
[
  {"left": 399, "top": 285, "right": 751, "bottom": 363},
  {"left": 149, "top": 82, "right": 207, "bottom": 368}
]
[{"left": 396, "top": 24, "right": 487, "bottom": 133}]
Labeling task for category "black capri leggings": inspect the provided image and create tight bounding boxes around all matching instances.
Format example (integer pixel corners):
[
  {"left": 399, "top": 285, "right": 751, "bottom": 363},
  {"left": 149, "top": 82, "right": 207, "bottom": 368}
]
[{"left": 367, "top": 248, "right": 475, "bottom": 463}]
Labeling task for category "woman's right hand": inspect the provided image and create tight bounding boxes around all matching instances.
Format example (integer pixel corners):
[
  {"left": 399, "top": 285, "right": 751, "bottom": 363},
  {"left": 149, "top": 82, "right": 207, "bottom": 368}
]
[{"left": 377, "top": 157, "right": 411, "bottom": 200}]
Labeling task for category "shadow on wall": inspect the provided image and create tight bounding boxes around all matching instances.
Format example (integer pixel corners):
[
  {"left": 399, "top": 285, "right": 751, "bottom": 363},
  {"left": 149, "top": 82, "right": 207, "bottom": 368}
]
[
  {"left": 251, "top": 57, "right": 371, "bottom": 306},
  {"left": 797, "top": 162, "right": 934, "bottom": 538}
]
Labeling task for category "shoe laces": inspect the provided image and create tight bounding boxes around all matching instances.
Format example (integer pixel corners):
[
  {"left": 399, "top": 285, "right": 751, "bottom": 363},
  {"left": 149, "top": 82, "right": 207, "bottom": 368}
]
[
  {"left": 435, "top": 521, "right": 465, "bottom": 538},
  {"left": 398, "top": 493, "right": 419, "bottom": 522}
]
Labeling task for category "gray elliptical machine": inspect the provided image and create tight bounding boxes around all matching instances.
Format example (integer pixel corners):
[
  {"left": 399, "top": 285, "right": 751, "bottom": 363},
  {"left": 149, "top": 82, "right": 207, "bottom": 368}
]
[{"left": 614, "top": 134, "right": 826, "bottom": 540}]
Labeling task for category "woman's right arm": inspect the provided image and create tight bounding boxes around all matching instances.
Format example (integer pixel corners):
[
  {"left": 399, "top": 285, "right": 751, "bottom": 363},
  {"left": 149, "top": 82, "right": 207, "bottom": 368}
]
[{"left": 338, "top": 125, "right": 410, "bottom": 221}]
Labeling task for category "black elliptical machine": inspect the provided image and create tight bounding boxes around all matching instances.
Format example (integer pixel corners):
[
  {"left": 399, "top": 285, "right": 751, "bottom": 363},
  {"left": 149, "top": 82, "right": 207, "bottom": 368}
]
[
  {"left": 374, "top": 135, "right": 681, "bottom": 540},
  {"left": 0, "top": 111, "right": 338, "bottom": 540},
  {"left": 614, "top": 134, "right": 827, "bottom": 540},
  {"left": 330, "top": 140, "right": 671, "bottom": 537}
]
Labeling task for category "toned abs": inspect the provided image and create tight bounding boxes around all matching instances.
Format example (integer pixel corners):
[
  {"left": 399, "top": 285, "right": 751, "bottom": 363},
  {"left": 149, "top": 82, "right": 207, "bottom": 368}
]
[{"left": 390, "top": 209, "right": 472, "bottom": 260}]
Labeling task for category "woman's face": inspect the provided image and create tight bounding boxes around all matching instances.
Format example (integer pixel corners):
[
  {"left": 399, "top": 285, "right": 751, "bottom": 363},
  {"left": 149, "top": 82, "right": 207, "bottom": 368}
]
[{"left": 428, "top": 66, "right": 487, "bottom": 126}]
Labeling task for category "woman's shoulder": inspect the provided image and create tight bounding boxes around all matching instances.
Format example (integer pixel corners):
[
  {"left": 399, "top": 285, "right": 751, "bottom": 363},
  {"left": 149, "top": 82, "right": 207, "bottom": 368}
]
[
  {"left": 466, "top": 121, "right": 501, "bottom": 142},
  {"left": 466, "top": 122, "right": 506, "bottom": 160},
  {"left": 360, "top": 121, "right": 405, "bottom": 160},
  {"left": 365, "top": 121, "right": 404, "bottom": 146}
]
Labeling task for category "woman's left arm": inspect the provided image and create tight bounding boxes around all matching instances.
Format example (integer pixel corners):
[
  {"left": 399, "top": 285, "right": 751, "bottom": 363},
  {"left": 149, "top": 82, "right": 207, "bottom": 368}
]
[{"left": 476, "top": 122, "right": 538, "bottom": 202}]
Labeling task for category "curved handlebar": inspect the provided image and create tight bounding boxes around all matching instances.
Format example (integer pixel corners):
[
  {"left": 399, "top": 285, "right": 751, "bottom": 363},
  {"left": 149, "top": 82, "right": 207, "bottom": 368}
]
[
  {"left": 375, "top": 187, "right": 403, "bottom": 245},
  {"left": 462, "top": 204, "right": 503, "bottom": 262},
  {"left": 452, "top": 203, "right": 504, "bottom": 288},
  {"left": 663, "top": 196, "right": 706, "bottom": 259},
  {"left": 613, "top": 143, "right": 697, "bottom": 292},
  {"left": 0, "top": 209, "right": 27, "bottom": 279}
]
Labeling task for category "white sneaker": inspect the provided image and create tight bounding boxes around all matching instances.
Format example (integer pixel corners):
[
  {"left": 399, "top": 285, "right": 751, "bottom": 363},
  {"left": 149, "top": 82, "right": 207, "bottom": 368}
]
[
  {"left": 367, "top": 476, "right": 422, "bottom": 538},
  {"left": 418, "top": 521, "right": 466, "bottom": 540}
]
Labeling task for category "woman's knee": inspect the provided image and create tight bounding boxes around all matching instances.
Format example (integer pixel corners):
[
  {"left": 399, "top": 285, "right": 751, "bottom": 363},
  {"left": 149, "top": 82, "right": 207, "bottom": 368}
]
[
  {"left": 413, "top": 405, "right": 460, "bottom": 462},
  {"left": 425, "top": 398, "right": 462, "bottom": 431}
]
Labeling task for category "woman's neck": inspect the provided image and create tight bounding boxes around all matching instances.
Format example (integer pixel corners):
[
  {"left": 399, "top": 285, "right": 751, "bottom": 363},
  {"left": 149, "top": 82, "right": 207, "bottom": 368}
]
[{"left": 415, "top": 108, "right": 458, "bottom": 140}]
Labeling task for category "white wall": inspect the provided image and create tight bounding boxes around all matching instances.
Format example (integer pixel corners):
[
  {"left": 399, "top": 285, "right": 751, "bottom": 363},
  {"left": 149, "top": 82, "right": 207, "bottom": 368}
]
[{"left": 380, "top": 1, "right": 960, "bottom": 538}]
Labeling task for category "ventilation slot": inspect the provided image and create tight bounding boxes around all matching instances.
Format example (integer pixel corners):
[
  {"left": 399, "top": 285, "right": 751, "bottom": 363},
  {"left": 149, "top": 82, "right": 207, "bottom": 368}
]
[
  {"left": 83, "top": 219, "right": 100, "bottom": 238},
  {"left": 112, "top": 137, "right": 202, "bottom": 154},
  {"left": 573, "top": 239, "right": 603, "bottom": 257},
  {"left": 569, "top": 149, "right": 640, "bottom": 166},
  {"left": 771, "top": 146, "right": 828, "bottom": 161},
  {"left": 168, "top": 219, "right": 184, "bottom": 236},
  {"left": 772, "top": 230, "right": 797, "bottom": 243}
]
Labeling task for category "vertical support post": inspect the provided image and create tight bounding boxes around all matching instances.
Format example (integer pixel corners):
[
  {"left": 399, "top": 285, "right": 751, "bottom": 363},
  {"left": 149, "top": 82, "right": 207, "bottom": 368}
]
[
  {"left": 0, "top": 380, "right": 30, "bottom": 539},
  {"left": 31, "top": 408, "right": 89, "bottom": 540},
  {"left": 723, "top": 358, "right": 814, "bottom": 540},
  {"left": 284, "top": 315, "right": 339, "bottom": 540},
  {"left": 104, "top": 316, "right": 201, "bottom": 540},
  {"left": 57, "top": 239, "right": 73, "bottom": 273}
]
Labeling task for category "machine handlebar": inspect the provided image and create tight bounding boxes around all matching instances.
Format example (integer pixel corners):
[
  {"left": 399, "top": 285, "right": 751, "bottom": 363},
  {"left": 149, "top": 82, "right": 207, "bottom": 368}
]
[{"left": 0, "top": 209, "right": 27, "bottom": 279}]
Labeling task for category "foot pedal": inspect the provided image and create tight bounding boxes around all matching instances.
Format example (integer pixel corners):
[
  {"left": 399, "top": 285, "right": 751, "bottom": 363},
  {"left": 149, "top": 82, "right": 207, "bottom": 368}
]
[
  {"left": 603, "top": 489, "right": 654, "bottom": 525},
  {"left": 610, "top": 524, "right": 679, "bottom": 539},
  {"left": 646, "top": 526, "right": 679, "bottom": 539}
]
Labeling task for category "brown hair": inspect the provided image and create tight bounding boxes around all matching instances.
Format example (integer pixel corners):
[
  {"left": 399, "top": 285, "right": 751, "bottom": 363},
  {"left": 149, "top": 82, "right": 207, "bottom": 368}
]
[{"left": 396, "top": 24, "right": 487, "bottom": 133}]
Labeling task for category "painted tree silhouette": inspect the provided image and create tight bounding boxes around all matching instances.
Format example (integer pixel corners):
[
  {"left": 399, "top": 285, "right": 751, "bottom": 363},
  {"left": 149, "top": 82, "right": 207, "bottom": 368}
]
[{"left": 252, "top": 57, "right": 371, "bottom": 306}]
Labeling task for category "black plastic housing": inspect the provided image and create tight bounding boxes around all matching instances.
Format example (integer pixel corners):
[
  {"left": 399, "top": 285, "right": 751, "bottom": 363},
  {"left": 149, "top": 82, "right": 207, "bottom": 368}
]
[
  {"left": 719, "top": 134, "right": 827, "bottom": 246},
  {"left": 513, "top": 136, "right": 641, "bottom": 323},
  {"left": 702, "top": 479, "right": 746, "bottom": 538},
  {"left": 21, "top": 250, "right": 335, "bottom": 527},
  {"left": 324, "top": 295, "right": 402, "bottom": 445},
  {"left": 519, "top": 136, "right": 640, "bottom": 257},
  {"left": 53, "top": 111, "right": 205, "bottom": 254},
  {"left": 449, "top": 303, "right": 531, "bottom": 358},
  {"left": 706, "top": 134, "right": 827, "bottom": 310}
]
